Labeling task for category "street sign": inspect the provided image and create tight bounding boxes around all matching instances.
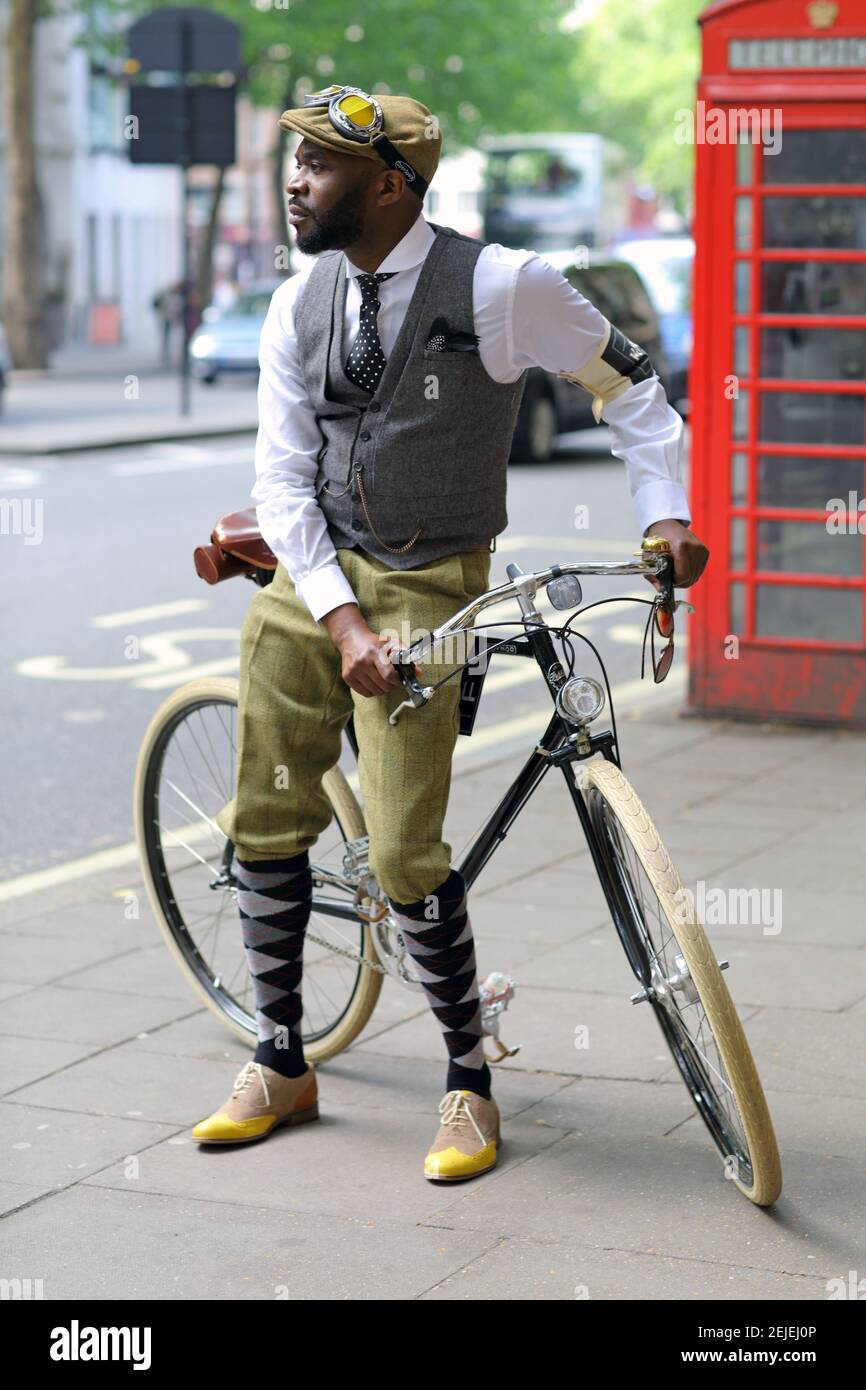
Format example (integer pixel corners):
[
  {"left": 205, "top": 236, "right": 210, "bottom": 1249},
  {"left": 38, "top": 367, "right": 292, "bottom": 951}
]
[{"left": 125, "top": 8, "right": 241, "bottom": 416}]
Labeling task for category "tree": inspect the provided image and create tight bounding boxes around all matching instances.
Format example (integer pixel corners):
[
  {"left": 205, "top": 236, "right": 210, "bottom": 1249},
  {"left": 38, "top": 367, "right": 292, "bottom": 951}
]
[
  {"left": 3, "top": 0, "right": 49, "bottom": 367},
  {"left": 572, "top": 0, "right": 704, "bottom": 216}
]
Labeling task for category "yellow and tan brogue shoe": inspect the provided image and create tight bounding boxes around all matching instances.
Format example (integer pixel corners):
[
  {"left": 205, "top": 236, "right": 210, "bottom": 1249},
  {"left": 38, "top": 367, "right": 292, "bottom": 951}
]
[
  {"left": 424, "top": 1089, "right": 500, "bottom": 1181},
  {"left": 191, "top": 1060, "right": 318, "bottom": 1145}
]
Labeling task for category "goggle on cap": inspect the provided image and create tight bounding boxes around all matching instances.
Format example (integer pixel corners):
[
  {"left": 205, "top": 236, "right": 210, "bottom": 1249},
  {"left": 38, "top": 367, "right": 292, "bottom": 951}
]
[{"left": 278, "top": 86, "right": 442, "bottom": 200}]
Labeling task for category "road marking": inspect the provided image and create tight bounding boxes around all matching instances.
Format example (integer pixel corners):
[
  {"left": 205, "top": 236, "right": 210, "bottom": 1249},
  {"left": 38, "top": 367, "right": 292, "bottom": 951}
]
[
  {"left": 91, "top": 599, "right": 209, "bottom": 628},
  {"left": 0, "top": 466, "right": 46, "bottom": 490},
  {"left": 111, "top": 454, "right": 248, "bottom": 477},
  {"left": 15, "top": 628, "right": 240, "bottom": 684},
  {"left": 497, "top": 534, "right": 637, "bottom": 556}
]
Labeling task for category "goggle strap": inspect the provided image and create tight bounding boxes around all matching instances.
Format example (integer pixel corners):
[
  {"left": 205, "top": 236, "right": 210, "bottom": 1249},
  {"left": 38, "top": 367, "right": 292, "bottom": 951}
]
[{"left": 370, "top": 132, "right": 428, "bottom": 199}]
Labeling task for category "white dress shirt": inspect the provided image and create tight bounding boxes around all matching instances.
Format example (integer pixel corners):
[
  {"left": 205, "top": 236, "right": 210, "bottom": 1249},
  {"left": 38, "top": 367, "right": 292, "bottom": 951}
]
[{"left": 251, "top": 212, "right": 691, "bottom": 623}]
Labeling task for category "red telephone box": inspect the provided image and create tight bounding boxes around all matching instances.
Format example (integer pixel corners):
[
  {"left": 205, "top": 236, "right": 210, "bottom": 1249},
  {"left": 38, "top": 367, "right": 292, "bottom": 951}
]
[{"left": 689, "top": 0, "right": 866, "bottom": 725}]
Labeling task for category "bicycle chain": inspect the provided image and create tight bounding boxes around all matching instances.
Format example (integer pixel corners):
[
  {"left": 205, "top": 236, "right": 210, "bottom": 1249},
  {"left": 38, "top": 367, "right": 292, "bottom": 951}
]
[{"left": 304, "top": 927, "right": 389, "bottom": 975}]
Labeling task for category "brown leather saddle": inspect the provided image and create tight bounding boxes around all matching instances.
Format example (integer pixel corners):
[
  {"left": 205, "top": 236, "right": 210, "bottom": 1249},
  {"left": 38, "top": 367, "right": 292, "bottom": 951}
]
[{"left": 194, "top": 509, "right": 277, "bottom": 584}]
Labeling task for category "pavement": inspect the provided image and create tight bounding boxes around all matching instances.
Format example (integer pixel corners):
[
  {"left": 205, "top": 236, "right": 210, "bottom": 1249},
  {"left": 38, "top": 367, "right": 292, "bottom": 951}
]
[
  {"left": 1, "top": 694, "right": 864, "bottom": 1301},
  {"left": 0, "top": 348, "right": 259, "bottom": 454}
]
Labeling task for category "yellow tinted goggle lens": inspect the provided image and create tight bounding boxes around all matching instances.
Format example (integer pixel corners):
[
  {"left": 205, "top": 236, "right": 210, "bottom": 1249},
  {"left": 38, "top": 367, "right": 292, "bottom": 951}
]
[{"left": 336, "top": 93, "right": 376, "bottom": 127}]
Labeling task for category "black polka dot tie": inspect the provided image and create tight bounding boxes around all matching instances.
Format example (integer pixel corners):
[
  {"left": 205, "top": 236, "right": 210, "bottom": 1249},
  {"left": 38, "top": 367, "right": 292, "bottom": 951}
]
[{"left": 345, "top": 271, "right": 397, "bottom": 395}]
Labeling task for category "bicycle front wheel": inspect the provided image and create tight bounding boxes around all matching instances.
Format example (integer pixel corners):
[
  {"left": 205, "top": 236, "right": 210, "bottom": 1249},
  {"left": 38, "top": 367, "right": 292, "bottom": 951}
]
[{"left": 579, "top": 759, "right": 782, "bottom": 1207}]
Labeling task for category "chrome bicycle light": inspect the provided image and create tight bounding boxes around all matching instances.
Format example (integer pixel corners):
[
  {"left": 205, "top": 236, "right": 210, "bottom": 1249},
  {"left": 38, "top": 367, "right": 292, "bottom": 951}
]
[
  {"left": 547, "top": 573, "right": 583, "bottom": 611},
  {"left": 555, "top": 675, "right": 605, "bottom": 726}
]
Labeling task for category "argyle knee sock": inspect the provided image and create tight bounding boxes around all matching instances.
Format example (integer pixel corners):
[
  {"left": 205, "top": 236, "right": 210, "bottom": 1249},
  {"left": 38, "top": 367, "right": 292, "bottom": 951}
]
[
  {"left": 234, "top": 850, "right": 312, "bottom": 1080},
  {"left": 388, "top": 868, "right": 491, "bottom": 1100}
]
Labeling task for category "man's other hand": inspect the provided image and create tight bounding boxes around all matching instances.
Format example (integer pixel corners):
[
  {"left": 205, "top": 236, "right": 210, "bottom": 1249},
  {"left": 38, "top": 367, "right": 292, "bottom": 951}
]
[
  {"left": 643, "top": 518, "right": 709, "bottom": 589},
  {"left": 321, "top": 603, "right": 418, "bottom": 698}
]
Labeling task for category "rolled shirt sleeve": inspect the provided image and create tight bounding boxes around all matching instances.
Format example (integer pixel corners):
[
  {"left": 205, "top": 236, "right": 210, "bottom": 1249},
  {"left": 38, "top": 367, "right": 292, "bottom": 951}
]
[
  {"left": 250, "top": 282, "right": 360, "bottom": 623},
  {"left": 509, "top": 255, "right": 691, "bottom": 533}
]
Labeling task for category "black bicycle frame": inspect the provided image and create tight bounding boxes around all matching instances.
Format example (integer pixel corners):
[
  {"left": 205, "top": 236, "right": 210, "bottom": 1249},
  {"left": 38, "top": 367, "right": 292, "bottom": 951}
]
[{"left": 343, "top": 618, "right": 633, "bottom": 924}]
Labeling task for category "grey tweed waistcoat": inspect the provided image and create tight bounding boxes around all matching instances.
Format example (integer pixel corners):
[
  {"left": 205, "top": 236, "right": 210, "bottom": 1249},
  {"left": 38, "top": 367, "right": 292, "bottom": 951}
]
[{"left": 292, "top": 221, "right": 528, "bottom": 569}]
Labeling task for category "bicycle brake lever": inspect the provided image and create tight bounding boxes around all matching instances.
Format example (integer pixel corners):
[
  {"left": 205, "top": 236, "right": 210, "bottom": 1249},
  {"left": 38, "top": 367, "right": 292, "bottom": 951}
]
[{"left": 388, "top": 653, "right": 434, "bottom": 725}]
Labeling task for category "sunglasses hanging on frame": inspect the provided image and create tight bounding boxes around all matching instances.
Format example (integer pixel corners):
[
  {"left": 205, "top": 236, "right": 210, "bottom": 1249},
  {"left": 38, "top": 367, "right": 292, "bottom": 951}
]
[{"left": 640, "top": 596, "right": 694, "bottom": 683}]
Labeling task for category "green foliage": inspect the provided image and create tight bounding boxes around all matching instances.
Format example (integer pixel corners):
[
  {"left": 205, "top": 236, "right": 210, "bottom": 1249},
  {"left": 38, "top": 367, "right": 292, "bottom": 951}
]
[
  {"left": 73, "top": 0, "right": 703, "bottom": 207},
  {"left": 75, "top": 0, "right": 584, "bottom": 148},
  {"left": 574, "top": 0, "right": 704, "bottom": 209}
]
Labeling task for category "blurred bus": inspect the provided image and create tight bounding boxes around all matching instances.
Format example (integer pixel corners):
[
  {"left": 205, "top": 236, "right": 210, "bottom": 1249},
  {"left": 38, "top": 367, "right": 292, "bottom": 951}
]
[{"left": 479, "top": 132, "right": 631, "bottom": 253}]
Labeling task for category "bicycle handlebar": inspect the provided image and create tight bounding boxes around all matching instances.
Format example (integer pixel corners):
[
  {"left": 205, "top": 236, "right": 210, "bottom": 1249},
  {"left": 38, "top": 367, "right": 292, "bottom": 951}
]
[
  {"left": 393, "top": 553, "right": 672, "bottom": 668},
  {"left": 385, "top": 547, "right": 674, "bottom": 724}
]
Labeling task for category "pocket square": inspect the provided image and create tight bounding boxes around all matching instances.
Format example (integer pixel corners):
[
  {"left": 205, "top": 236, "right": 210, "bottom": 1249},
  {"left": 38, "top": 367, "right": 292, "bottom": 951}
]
[{"left": 424, "top": 315, "right": 480, "bottom": 353}]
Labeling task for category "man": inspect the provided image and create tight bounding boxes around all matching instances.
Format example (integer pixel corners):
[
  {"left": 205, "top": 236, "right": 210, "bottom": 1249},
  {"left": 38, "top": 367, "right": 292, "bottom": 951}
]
[{"left": 193, "top": 86, "right": 709, "bottom": 1180}]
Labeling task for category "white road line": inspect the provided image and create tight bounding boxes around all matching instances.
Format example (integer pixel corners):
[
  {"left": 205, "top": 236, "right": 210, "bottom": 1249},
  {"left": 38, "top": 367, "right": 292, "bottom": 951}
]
[
  {"left": 497, "top": 534, "right": 637, "bottom": 555},
  {"left": 111, "top": 455, "right": 248, "bottom": 477},
  {"left": 0, "top": 671, "right": 685, "bottom": 903},
  {"left": 91, "top": 599, "right": 209, "bottom": 628}
]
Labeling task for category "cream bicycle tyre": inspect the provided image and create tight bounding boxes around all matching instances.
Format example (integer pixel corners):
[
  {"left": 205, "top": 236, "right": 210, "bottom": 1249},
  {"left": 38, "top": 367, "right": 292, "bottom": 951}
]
[{"left": 579, "top": 759, "right": 782, "bottom": 1207}]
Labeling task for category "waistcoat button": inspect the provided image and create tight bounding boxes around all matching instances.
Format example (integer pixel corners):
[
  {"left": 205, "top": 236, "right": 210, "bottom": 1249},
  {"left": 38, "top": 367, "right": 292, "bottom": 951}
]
[
  {"left": 360, "top": 430, "right": 372, "bottom": 441},
  {"left": 368, "top": 402, "right": 381, "bottom": 412},
  {"left": 351, "top": 520, "right": 362, "bottom": 532}
]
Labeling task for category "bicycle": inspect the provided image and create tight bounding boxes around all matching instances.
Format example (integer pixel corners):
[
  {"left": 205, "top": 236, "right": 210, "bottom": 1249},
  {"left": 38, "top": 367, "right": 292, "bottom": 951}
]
[{"left": 134, "top": 512, "right": 782, "bottom": 1206}]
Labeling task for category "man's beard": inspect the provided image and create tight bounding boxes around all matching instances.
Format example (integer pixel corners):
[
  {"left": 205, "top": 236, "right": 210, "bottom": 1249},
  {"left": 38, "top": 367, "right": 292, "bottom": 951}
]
[{"left": 292, "top": 178, "right": 367, "bottom": 255}]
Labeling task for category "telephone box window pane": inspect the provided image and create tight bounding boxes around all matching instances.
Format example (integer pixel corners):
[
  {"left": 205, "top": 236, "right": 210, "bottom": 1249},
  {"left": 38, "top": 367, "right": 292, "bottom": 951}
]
[
  {"left": 730, "top": 518, "right": 747, "bottom": 570},
  {"left": 760, "top": 392, "right": 865, "bottom": 445},
  {"left": 756, "top": 520, "right": 862, "bottom": 575},
  {"left": 735, "top": 196, "right": 753, "bottom": 250},
  {"left": 763, "top": 196, "right": 866, "bottom": 250},
  {"left": 755, "top": 584, "right": 863, "bottom": 641},
  {"left": 762, "top": 130, "right": 866, "bottom": 185},
  {"left": 734, "top": 326, "right": 750, "bottom": 376},
  {"left": 733, "top": 390, "right": 749, "bottom": 440},
  {"left": 762, "top": 261, "right": 866, "bottom": 316},
  {"left": 731, "top": 452, "right": 748, "bottom": 505},
  {"left": 729, "top": 582, "right": 745, "bottom": 634},
  {"left": 736, "top": 138, "right": 754, "bottom": 186},
  {"left": 757, "top": 454, "right": 865, "bottom": 509},
  {"left": 760, "top": 328, "right": 866, "bottom": 381},
  {"left": 734, "top": 260, "right": 751, "bottom": 313}
]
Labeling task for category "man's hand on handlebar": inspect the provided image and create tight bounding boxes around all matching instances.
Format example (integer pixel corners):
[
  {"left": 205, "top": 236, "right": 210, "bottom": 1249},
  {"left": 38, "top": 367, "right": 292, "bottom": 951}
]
[
  {"left": 643, "top": 518, "right": 709, "bottom": 590},
  {"left": 321, "top": 603, "right": 419, "bottom": 698}
]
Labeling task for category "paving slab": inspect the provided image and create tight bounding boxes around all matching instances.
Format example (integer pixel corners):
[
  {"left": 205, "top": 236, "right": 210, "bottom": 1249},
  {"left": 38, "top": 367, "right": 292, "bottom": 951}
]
[
  {"left": 0, "top": 1184, "right": 501, "bottom": 1301},
  {"left": 420, "top": 1236, "right": 831, "bottom": 1301},
  {"left": 0, "top": 1100, "right": 177, "bottom": 1191},
  {"left": 425, "top": 1133, "right": 866, "bottom": 1279}
]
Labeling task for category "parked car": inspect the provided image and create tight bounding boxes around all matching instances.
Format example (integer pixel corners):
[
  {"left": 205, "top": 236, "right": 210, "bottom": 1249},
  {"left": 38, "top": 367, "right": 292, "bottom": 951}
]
[
  {"left": 189, "top": 280, "right": 285, "bottom": 384},
  {"left": 611, "top": 235, "right": 694, "bottom": 416},
  {"left": 510, "top": 252, "right": 674, "bottom": 463}
]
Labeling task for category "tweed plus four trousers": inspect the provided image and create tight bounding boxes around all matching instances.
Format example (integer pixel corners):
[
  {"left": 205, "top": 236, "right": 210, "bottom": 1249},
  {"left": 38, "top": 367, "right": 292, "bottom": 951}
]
[{"left": 215, "top": 545, "right": 491, "bottom": 905}]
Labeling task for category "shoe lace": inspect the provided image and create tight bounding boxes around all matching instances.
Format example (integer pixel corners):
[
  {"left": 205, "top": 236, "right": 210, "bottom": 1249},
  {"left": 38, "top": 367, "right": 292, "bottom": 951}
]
[
  {"left": 232, "top": 1061, "right": 270, "bottom": 1106},
  {"left": 438, "top": 1090, "right": 486, "bottom": 1144}
]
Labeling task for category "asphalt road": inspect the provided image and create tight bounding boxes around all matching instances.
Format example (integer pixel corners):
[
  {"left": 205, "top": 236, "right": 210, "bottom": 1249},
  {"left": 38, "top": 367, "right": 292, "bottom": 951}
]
[{"left": 1, "top": 423, "right": 689, "bottom": 881}]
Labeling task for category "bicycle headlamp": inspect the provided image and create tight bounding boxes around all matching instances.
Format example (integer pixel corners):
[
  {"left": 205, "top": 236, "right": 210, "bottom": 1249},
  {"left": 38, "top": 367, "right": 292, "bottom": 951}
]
[
  {"left": 546, "top": 573, "right": 583, "bottom": 611},
  {"left": 555, "top": 676, "right": 605, "bottom": 726}
]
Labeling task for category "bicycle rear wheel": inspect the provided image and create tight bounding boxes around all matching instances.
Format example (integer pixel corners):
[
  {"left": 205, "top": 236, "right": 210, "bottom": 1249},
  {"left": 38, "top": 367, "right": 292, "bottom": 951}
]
[
  {"left": 133, "top": 676, "right": 384, "bottom": 1062},
  {"left": 579, "top": 759, "right": 782, "bottom": 1207}
]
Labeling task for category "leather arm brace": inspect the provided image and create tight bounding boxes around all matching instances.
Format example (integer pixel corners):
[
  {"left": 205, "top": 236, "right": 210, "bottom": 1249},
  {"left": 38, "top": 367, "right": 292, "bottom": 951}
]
[{"left": 557, "top": 320, "right": 656, "bottom": 424}]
